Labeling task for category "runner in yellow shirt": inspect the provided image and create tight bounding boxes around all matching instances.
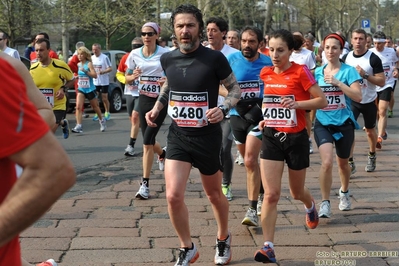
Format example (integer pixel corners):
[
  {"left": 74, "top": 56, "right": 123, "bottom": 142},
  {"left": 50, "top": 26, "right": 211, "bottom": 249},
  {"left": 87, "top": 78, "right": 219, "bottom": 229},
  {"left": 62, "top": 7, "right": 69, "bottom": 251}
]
[{"left": 30, "top": 38, "right": 75, "bottom": 139}]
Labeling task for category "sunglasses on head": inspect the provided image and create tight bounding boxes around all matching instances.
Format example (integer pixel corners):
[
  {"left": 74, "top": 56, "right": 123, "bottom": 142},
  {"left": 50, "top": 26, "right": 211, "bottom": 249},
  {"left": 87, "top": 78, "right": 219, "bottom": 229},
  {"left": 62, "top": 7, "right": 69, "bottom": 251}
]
[
  {"left": 141, "top": 32, "right": 156, "bottom": 37},
  {"left": 132, "top": 43, "right": 143, "bottom": 49}
]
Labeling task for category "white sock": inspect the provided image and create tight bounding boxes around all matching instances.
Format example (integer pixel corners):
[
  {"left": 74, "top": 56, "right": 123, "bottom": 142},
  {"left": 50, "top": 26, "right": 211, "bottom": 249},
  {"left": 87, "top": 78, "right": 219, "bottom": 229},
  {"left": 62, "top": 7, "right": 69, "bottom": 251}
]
[
  {"left": 305, "top": 201, "right": 314, "bottom": 213},
  {"left": 264, "top": 241, "right": 274, "bottom": 248}
]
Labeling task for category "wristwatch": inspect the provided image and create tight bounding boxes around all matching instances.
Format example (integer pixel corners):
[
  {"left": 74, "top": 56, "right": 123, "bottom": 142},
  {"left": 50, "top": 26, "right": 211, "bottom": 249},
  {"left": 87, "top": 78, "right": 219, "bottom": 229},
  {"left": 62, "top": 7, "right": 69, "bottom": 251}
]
[
  {"left": 218, "top": 105, "right": 229, "bottom": 116},
  {"left": 363, "top": 72, "right": 369, "bottom": 79}
]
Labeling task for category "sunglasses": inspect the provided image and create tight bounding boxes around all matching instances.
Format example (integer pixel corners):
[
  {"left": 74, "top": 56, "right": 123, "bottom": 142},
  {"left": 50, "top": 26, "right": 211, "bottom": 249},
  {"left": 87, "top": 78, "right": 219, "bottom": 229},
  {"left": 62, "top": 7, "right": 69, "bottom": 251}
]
[
  {"left": 141, "top": 32, "right": 156, "bottom": 37},
  {"left": 0, "top": 38, "right": 3, "bottom": 41},
  {"left": 132, "top": 43, "right": 143, "bottom": 49}
]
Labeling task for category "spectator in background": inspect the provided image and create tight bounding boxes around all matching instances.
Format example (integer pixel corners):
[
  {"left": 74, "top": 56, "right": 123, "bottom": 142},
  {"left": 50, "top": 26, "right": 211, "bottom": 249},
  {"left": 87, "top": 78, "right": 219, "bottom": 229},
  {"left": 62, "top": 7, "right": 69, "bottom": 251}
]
[
  {"left": 29, "top": 32, "right": 58, "bottom": 63},
  {"left": 226, "top": 30, "right": 241, "bottom": 50},
  {"left": 24, "top": 35, "right": 36, "bottom": 59},
  {"left": 0, "top": 31, "right": 20, "bottom": 59}
]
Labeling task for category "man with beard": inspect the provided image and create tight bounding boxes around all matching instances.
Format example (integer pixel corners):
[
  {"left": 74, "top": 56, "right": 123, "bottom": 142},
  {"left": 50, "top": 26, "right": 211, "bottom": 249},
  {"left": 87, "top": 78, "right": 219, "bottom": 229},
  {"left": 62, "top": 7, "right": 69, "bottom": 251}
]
[
  {"left": 227, "top": 26, "right": 272, "bottom": 227},
  {"left": 206, "top": 17, "right": 239, "bottom": 202},
  {"left": 145, "top": 4, "right": 241, "bottom": 265}
]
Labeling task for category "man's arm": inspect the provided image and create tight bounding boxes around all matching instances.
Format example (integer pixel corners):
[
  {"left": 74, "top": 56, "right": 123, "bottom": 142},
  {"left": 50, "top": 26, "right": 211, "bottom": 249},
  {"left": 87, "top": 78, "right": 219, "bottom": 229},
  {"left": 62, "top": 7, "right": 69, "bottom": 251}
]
[
  {"left": 220, "top": 72, "right": 241, "bottom": 110},
  {"left": 0, "top": 132, "right": 75, "bottom": 247}
]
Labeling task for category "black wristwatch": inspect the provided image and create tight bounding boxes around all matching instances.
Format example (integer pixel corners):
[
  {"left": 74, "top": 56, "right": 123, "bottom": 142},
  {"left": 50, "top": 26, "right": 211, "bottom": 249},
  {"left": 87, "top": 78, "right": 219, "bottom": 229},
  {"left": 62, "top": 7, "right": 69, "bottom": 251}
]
[
  {"left": 363, "top": 72, "right": 369, "bottom": 79},
  {"left": 218, "top": 105, "right": 229, "bottom": 116}
]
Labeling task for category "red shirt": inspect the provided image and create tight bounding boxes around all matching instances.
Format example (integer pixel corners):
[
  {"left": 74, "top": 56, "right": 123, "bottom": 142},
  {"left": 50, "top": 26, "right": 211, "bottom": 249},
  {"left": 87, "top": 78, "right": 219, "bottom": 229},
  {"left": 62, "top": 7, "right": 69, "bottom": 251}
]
[
  {"left": 117, "top": 53, "right": 129, "bottom": 73},
  {"left": 30, "top": 49, "right": 59, "bottom": 63},
  {"left": 0, "top": 59, "right": 50, "bottom": 265},
  {"left": 260, "top": 62, "right": 315, "bottom": 133}
]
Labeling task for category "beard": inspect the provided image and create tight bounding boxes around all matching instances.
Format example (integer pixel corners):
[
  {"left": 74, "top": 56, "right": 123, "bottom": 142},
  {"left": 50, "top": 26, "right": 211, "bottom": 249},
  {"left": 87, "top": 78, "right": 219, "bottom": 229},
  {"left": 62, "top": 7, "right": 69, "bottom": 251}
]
[
  {"left": 178, "top": 34, "right": 199, "bottom": 52},
  {"left": 242, "top": 48, "right": 257, "bottom": 59}
]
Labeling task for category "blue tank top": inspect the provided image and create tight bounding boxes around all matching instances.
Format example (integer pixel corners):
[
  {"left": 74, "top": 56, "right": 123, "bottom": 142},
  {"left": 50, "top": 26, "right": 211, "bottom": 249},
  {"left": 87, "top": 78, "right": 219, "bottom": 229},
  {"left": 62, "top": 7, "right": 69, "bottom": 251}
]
[{"left": 77, "top": 61, "right": 96, "bottom": 93}]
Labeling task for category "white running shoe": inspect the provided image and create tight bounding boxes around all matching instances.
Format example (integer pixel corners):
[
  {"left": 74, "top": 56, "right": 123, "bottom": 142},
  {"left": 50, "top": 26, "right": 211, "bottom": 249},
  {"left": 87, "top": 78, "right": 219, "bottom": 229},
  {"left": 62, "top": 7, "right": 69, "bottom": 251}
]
[
  {"left": 318, "top": 200, "right": 332, "bottom": 218},
  {"left": 214, "top": 232, "right": 232, "bottom": 265},
  {"left": 174, "top": 243, "right": 199, "bottom": 266},
  {"left": 338, "top": 189, "right": 351, "bottom": 211},
  {"left": 135, "top": 182, "right": 149, "bottom": 199},
  {"left": 124, "top": 145, "right": 135, "bottom": 156},
  {"left": 71, "top": 124, "right": 83, "bottom": 133},
  {"left": 100, "top": 118, "right": 106, "bottom": 132},
  {"left": 241, "top": 208, "right": 258, "bottom": 226}
]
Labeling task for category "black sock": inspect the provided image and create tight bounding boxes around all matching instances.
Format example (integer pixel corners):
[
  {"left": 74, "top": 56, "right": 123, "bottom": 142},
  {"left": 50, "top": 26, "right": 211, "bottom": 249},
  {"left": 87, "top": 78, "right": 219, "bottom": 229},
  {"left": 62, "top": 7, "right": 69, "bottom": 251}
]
[
  {"left": 369, "top": 151, "right": 376, "bottom": 156},
  {"left": 341, "top": 190, "right": 348, "bottom": 194},
  {"left": 142, "top": 178, "right": 149, "bottom": 187},
  {"left": 250, "top": 200, "right": 257, "bottom": 210},
  {"left": 349, "top": 157, "right": 353, "bottom": 162},
  {"left": 129, "top": 138, "right": 136, "bottom": 147}
]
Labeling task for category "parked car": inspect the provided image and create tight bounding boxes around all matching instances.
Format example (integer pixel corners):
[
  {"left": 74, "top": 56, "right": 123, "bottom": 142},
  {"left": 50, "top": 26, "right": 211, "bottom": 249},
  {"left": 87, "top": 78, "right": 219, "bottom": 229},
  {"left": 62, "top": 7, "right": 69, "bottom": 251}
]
[{"left": 67, "top": 50, "right": 127, "bottom": 113}]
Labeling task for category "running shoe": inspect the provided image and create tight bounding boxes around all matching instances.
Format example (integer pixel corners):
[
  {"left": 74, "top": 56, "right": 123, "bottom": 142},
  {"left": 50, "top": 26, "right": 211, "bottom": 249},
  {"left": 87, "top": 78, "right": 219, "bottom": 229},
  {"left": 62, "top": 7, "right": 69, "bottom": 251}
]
[
  {"left": 365, "top": 154, "right": 376, "bottom": 172},
  {"left": 83, "top": 112, "right": 89, "bottom": 118},
  {"left": 135, "top": 182, "right": 149, "bottom": 199},
  {"left": 254, "top": 244, "right": 276, "bottom": 263},
  {"left": 214, "top": 232, "right": 232, "bottom": 265},
  {"left": 349, "top": 160, "right": 356, "bottom": 175},
  {"left": 36, "top": 259, "right": 58, "bottom": 266},
  {"left": 71, "top": 124, "right": 83, "bottom": 133},
  {"left": 309, "top": 139, "right": 314, "bottom": 154},
  {"left": 92, "top": 113, "right": 99, "bottom": 121},
  {"left": 235, "top": 151, "right": 244, "bottom": 166},
  {"left": 318, "top": 200, "right": 331, "bottom": 218},
  {"left": 388, "top": 110, "right": 393, "bottom": 118},
  {"left": 174, "top": 243, "right": 199, "bottom": 266},
  {"left": 382, "top": 131, "right": 388, "bottom": 140},
  {"left": 338, "top": 189, "right": 351, "bottom": 211},
  {"left": 222, "top": 184, "right": 233, "bottom": 201},
  {"left": 157, "top": 146, "right": 166, "bottom": 171},
  {"left": 61, "top": 119, "right": 70, "bottom": 139},
  {"left": 124, "top": 145, "right": 135, "bottom": 156},
  {"left": 104, "top": 111, "right": 111, "bottom": 121},
  {"left": 100, "top": 118, "right": 106, "bottom": 132},
  {"left": 305, "top": 199, "right": 319, "bottom": 229},
  {"left": 241, "top": 208, "right": 258, "bottom": 226},
  {"left": 376, "top": 136, "right": 382, "bottom": 149},
  {"left": 257, "top": 193, "right": 264, "bottom": 216}
]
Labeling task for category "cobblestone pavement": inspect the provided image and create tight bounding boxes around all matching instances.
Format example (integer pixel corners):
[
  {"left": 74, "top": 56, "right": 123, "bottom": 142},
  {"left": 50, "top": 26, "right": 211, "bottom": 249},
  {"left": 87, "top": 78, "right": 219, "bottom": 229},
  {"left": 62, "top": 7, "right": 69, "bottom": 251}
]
[{"left": 21, "top": 108, "right": 399, "bottom": 266}]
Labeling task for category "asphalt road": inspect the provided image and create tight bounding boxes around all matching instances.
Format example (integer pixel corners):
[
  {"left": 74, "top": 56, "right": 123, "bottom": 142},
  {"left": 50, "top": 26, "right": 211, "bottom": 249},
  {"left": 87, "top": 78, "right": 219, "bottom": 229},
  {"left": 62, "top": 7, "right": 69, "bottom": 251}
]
[{"left": 56, "top": 108, "right": 170, "bottom": 172}]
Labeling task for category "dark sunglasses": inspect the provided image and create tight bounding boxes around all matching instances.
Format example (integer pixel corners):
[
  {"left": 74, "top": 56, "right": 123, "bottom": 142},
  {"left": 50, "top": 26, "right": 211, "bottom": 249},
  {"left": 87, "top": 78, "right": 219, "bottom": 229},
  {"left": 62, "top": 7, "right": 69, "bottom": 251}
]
[
  {"left": 0, "top": 38, "right": 3, "bottom": 41},
  {"left": 141, "top": 32, "right": 156, "bottom": 37},
  {"left": 132, "top": 43, "right": 143, "bottom": 49}
]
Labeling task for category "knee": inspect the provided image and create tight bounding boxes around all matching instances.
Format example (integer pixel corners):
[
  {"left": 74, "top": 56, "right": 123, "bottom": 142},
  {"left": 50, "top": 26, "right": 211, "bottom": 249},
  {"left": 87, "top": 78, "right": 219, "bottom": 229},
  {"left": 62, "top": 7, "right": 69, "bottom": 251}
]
[
  {"left": 263, "top": 192, "right": 280, "bottom": 205},
  {"left": 206, "top": 189, "right": 225, "bottom": 205},
  {"left": 321, "top": 159, "right": 333, "bottom": 171},
  {"left": 132, "top": 115, "right": 139, "bottom": 125},
  {"left": 244, "top": 155, "right": 258, "bottom": 170},
  {"left": 166, "top": 192, "right": 184, "bottom": 209}
]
